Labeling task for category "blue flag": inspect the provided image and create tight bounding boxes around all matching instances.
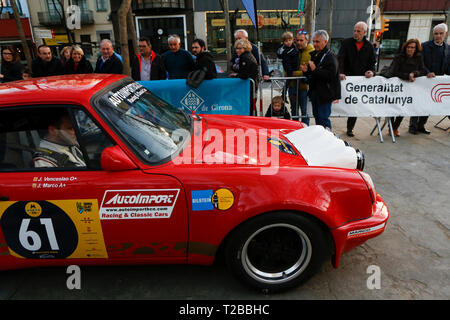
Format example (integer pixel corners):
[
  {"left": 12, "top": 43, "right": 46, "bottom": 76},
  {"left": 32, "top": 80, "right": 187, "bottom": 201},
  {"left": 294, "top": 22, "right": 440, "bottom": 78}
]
[{"left": 241, "top": 0, "right": 258, "bottom": 30}]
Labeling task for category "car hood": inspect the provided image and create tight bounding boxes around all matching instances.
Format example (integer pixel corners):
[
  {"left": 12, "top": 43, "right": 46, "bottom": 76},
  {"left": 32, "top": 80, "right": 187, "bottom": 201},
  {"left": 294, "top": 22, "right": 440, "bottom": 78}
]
[
  {"left": 171, "top": 115, "right": 364, "bottom": 171},
  {"left": 171, "top": 114, "right": 306, "bottom": 168}
]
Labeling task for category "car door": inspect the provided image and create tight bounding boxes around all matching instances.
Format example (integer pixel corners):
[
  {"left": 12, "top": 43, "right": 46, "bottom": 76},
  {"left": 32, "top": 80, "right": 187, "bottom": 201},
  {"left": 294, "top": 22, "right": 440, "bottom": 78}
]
[{"left": 0, "top": 105, "right": 188, "bottom": 267}]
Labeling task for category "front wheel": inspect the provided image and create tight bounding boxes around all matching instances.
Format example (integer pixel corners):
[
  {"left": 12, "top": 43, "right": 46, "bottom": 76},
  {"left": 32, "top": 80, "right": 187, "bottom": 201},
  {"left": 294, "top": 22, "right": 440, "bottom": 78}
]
[{"left": 225, "top": 212, "right": 330, "bottom": 292}]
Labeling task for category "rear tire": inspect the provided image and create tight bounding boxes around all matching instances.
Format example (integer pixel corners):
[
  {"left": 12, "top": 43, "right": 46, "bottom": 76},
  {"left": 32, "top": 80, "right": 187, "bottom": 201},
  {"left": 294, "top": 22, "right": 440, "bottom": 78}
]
[{"left": 225, "top": 212, "right": 329, "bottom": 292}]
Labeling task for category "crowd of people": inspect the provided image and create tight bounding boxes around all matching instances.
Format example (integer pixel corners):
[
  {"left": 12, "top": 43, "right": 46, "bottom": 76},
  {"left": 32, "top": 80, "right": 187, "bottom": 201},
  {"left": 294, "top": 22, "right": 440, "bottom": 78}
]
[
  {"left": 265, "top": 22, "right": 449, "bottom": 136},
  {"left": 1, "top": 22, "right": 449, "bottom": 136}
]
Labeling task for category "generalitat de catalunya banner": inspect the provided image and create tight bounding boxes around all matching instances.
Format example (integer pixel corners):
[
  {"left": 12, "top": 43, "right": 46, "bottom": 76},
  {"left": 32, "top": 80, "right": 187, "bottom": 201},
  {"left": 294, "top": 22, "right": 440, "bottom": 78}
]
[
  {"left": 139, "top": 78, "right": 251, "bottom": 116},
  {"left": 331, "top": 75, "right": 450, "bottom": 117}
]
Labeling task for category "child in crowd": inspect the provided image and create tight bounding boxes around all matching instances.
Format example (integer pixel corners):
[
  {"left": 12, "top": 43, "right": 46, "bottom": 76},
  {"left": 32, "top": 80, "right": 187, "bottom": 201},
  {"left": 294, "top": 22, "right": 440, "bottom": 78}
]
[
  {"left": 265, "top": 96, "right": 291, "bottom": 119},
  {"left": 22, "top": 68, "right": 32, "bottom": 80},
  {"left": 277, "top": 31, "right": 299, "bottom": 79}
]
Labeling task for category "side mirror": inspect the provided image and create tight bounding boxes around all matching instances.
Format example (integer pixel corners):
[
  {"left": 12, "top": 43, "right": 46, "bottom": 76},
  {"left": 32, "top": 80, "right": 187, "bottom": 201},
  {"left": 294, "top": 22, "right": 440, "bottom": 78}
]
[{"left": 101, "top": 145, "right": 137, "bottom": 171}]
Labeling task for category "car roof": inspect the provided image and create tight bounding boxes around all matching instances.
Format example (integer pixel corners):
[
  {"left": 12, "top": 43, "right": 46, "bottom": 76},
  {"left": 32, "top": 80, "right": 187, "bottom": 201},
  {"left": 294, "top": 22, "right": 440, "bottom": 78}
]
[{"left": 0, "top": 74, "right": 127, "bottom": 107}]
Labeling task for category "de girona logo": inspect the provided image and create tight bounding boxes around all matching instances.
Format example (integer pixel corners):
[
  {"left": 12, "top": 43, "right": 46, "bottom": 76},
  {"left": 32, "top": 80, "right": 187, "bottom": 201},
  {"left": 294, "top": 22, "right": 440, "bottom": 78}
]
[{"left": 430, "top": 83, "right": 450, "bottom": 103}]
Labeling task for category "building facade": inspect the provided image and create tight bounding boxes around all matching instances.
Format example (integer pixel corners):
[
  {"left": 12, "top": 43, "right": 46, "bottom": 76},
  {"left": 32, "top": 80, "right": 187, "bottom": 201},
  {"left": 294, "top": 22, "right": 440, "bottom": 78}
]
[
  {"left": 381, "top": 0, "right": 449, "bottom": 57},
  {"left": 0, "top": 0, "right": 33, "bottom": 59},
  {"left": 108, "top": 0, "right": 194, "bottom": 56},
  {"left": 193, "top": 0, "right": 372, "bottom": 56},
  {"left": 26, "top": 0, "right": 114, "bottom": 60}
]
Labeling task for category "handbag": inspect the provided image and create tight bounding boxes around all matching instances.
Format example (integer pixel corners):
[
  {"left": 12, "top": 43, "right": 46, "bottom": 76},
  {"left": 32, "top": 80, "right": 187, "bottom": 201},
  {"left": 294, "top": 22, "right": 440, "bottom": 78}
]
[{"left": 186, "top": 68, "right": 206, "bottom": 88}]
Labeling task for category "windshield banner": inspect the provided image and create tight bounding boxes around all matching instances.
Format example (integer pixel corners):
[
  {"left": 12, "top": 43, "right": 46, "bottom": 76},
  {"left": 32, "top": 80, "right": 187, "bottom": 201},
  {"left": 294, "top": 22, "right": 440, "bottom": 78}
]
[
  {"left": 331, "top": 75, "right": 450, "bottom": 117},
  {"left": 139, "top": 79, "right": 251, "bottom": 116}
]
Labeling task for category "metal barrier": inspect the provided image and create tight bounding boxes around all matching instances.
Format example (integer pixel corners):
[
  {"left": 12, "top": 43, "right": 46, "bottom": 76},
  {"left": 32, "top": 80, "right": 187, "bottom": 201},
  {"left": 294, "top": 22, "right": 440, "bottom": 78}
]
[
  {"left": 256, "top": 76, "right": 397, "bottom": 143},
  {"left": 370, "top": 117, "right": 396, "bottom": 143},
  {"left": 257, "top": 76, "right": 308, "bottom": 121},
  {"left": 434, "top": 116, "right": 450, "bottom": 131}
]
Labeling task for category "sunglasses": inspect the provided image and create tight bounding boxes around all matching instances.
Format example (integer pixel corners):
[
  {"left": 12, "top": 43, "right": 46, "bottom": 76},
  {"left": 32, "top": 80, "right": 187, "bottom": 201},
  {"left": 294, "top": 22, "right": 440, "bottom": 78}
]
[{"left": 297, "top": 30, "right": 308, "bottom": 35}]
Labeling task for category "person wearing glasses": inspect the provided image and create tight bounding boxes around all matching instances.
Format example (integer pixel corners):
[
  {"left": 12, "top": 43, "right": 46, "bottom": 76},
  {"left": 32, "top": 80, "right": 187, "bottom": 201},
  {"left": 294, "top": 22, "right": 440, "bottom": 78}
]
[
  {"left": 0, "top": 46, "right": 24, "bottom": 83},
  {"left": 230, "top": 39, "right": 259, "bottom": 115},
  {"left": 231, "top": 29, "right": 270, "bottom": 81},
  {"left": 131, "top": 37, "right": 166, "bottom": 81}
]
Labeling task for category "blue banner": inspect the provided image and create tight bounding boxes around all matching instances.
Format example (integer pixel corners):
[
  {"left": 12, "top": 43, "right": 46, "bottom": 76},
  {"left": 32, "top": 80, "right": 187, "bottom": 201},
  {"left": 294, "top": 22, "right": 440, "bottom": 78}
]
[
  {"left": 241, "top": 0, "right": 258, "bottom": 30},
  {"left": 139, "top": 78, "right": 251, "bottom": 116}
]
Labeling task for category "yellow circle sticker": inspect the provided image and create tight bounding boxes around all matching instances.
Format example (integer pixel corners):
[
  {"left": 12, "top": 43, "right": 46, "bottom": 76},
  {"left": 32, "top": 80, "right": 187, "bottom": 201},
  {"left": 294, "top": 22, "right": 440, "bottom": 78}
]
[
  {"left": 25, "top": 202, "right": 42, "bottom": 217},
  {"left": 212, "top": 188, "right": 234, "bottom": 211}
]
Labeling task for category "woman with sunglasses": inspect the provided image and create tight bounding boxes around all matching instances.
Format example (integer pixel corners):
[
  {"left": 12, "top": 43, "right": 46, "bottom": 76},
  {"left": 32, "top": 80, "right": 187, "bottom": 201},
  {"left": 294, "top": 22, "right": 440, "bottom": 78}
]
[
  {"left": 230, "top": 39, "right": 259, "bottom": 115},
  {"left": 0, "top": 46, "right": 24, "bottom": 83}
]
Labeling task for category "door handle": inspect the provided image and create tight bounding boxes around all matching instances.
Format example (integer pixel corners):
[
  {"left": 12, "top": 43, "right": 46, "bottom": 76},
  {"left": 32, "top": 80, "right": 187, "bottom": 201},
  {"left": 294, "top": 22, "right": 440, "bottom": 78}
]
[{"left": 0, "top": 196, "right": 9, "bottom": 201}]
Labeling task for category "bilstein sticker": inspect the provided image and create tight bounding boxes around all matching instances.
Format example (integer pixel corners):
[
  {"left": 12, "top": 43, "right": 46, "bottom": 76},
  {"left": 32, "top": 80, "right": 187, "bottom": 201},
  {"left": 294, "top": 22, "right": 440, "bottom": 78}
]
[
  {"left": 99, "top": 189, "right": 180, "bottom": 220},
  {"left": 191, "top": 190, "right": 214, "bottom": 211}
]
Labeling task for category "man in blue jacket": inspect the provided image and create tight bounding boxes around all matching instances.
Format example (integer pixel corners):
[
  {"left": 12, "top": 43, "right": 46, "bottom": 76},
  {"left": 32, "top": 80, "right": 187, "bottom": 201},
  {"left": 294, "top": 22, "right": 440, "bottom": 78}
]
[
  {"left": 162, "top": 34, "right": 195, "bottom": 79},
  {"left": 411, "top": 23, "right": 450, "bottom": 134},
  {"left": 94, "top": 39, "right": 123, "bottom": 74}
]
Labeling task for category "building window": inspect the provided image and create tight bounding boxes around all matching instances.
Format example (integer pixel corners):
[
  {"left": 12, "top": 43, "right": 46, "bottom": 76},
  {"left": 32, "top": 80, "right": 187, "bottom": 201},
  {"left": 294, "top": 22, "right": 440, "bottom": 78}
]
[
  {"left": 206, "top": 10, "right": 303, "bottom": 55},
  {"left": 46, "top": 0, "right": 63, "bottom": 17},
  {"left": 80, "top": 34, "right": 93, "bottom": 56},
  {"left": 134, "top": 0, "right": 185, "bottom": 9},
  {"left": 95, "top": 0, "right": 108, "bottom": 12},
  {"left": 72, "top": 0, "right": 88, "bottom": 11}
]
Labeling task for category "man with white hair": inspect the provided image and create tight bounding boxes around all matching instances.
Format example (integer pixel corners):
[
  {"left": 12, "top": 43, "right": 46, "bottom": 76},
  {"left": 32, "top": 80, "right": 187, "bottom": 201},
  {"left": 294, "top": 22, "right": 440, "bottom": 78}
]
[
  {"left": 337, "top": 21, "right": 376, "bottom": 137},
  {"left": 230, "top": 29, "right": 270, "bottom": 81},
  {"left": 162, "top": 34, "right": 194, "bottom": 79},
  {"left": 410, "top": 23, "right": 450, "bottom": 134},
  {"left": 94, "top": 39, "right": 123, "bottom": 74},
  {"left": 300, "top": 30, "right": 340, "bottom": 130}
]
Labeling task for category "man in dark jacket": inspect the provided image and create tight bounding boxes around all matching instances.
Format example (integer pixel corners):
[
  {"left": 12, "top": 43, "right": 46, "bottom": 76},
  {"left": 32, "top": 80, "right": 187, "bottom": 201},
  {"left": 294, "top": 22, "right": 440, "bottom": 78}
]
[
  {"left": 32, "top": 45, "right": 64, "bottom": 78},
  {"left": 131, "top": 37, "right": 166, "bottom": 81},
  {"left": 338, "top": 21, "right": 376, "bottom": 137},
  {"left": 94, "top": 39, "right": 123, "bottom": 74},
  {"left": 412, "top": 23, "right": 450, "bottom": 134},
  {"left": 191, "top": 38, "right": 217, "bottom": 79},
  {"left": 301, "top": 30, "right": 340, "bottom": 130}
]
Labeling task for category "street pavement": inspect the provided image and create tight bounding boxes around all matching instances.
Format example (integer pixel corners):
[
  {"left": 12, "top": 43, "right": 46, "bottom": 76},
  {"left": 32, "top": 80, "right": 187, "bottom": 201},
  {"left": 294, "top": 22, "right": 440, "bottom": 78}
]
[{"left": 0, "top": 115, "right": 449, "bottom": 300}]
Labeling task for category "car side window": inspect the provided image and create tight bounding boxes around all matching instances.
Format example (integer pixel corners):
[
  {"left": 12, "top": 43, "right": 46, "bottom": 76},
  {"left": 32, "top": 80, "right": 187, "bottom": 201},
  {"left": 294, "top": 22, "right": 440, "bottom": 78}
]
[
  {"left": 73, "top": 108, "right": 114, "bottom": 168},
  {"left": 0, "top": 106, "right": 114, "bottom": 171}
]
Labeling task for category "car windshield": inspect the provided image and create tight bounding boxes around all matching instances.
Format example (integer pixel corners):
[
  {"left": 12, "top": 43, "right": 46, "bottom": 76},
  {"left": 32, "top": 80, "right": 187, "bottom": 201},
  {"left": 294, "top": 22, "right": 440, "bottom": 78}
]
[{"left": 95, "top": 80, "right": 192, "bottom": 164}]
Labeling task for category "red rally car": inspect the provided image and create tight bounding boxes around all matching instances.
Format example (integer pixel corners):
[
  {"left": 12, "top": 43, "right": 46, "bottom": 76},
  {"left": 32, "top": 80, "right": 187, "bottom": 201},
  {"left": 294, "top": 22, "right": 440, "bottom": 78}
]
[{"left": 0, "top": 75, "right": 389, "bottom": 292}]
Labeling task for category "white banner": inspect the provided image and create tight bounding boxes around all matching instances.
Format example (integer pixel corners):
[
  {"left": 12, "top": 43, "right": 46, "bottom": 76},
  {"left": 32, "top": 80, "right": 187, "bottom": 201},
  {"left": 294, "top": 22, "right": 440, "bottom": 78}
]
[{"left": 331, "top": 75, "right": 450, "bottom": 117}]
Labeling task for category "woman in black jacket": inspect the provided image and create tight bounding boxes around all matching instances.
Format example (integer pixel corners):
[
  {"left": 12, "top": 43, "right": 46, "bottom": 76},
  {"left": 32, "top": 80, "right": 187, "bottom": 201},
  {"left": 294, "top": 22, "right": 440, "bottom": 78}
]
[
  {"left": 0, "top": 46, "right": 24, "bottom": 82},
  {"left": 230, "top": 39, "right": 259, "bottom": 115},
  {"left": 64, "top": 45, "right": 93, "bottom": 75},
  {"left": 389, "top": 39, "right": 427, "bottom": 136}
]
